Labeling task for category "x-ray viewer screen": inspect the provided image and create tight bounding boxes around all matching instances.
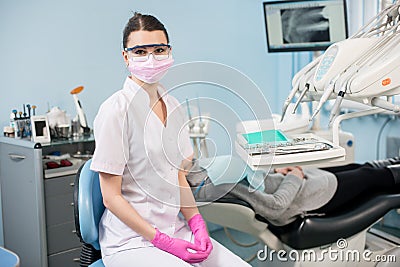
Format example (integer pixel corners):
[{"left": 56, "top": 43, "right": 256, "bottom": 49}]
[{"left": 263, "top": 0, "right": 348, "bottom": 52}]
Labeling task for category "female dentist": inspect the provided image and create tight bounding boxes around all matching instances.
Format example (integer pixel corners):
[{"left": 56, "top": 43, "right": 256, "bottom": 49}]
[{"left": 90, "top": 12, "right": 250, "bottom": 267}]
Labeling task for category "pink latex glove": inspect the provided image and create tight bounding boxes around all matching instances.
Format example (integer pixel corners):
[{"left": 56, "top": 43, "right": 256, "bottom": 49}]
[
  {"left": 188, "top": 214, "right": 213, "bottom": 256},
  {"left": 151, "top": 228, "right": 209, "bottom": 263}
]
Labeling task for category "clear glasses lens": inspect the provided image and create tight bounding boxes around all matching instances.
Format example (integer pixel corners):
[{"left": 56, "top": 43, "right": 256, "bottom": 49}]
[
  {"left": 130, "top": 54, "right": 170, "bottom": 62},
  {"left": 128, "top": 45, "right": 171, "bottom": 62}
]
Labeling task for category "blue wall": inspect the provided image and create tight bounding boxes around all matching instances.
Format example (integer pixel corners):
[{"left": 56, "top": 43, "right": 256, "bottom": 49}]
[
  {"left": 0, "top": 0, "right": 281, "bottom": 125},
  {"left": 1, "top": 0, "right": 400, "bottom": 246},
  {"left": 0, "top": 0, "right": 282, "bottom": 246},
  {"left": 2, "top": 1, "right": 397, "bottom": 159}
]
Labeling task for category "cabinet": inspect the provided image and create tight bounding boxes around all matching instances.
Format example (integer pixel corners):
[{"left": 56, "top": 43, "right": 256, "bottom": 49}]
[{"left": 0, "top": 136, "right": 95, "bottom": 267}]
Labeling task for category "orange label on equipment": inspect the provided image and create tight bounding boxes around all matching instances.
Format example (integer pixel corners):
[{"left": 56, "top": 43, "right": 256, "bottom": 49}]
[{"left": 382, "top": 78, "right": 391, "bottom": 86}]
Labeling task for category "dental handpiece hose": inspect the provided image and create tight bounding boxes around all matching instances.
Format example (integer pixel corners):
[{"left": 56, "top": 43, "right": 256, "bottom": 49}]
[
  {"left": 292, "top": 83, "right": 310, "bottom": 114},
  {"left": 281, "top": 56, "right": 322, "bottom": 122},
  {"left": 281, "top": 80, "right": 300, "bottom": 122},
  {"left": 371, "top": 97, "right": 400, "bottom": 113},
  {"left": 310, "top": 82, "right": 335, "bottom": 121},
  {"left": 329, "top": 91, "right": 346, "bottom": 125},
  {"left": 327, "top": 62, "right": 363, "bottom": 123},
  {"left": 291, "top": 68, "right": 318, "bottom": 115}
]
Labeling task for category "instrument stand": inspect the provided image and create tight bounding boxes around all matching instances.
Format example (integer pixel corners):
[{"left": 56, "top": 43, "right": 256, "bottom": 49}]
[{"left": 189, "top": 116, "right": 209, "bottom": 159}]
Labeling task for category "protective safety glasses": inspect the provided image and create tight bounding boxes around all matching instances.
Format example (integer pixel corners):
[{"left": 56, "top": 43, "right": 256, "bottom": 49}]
[{"left": 124, "top": 43, "right": 171, "bottom": 62}]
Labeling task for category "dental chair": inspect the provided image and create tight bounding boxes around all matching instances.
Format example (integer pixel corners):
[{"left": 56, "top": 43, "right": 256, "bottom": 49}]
[
  {"left": 198, "top": 187, "right": 400, "bottom": 266},
  {"left": 73, "top": 159, "right": 105, "bottom": 267},
  {"left": 0, "top": 246, "right": 20, "bottom": 267}
]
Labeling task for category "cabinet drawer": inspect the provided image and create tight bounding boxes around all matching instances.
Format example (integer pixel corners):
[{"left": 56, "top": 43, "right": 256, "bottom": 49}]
[
  {"left": 44, "top": 175, "right": 76, "bottom": 197},
  {"left": 48, "top": 247, "right": 81, "bottom": 267},
  {"left": 47, "top": 221, "right": 81, "bottom": 255},
  {"left": 45, "top": 193, "right": 75, "bottom": 226}
]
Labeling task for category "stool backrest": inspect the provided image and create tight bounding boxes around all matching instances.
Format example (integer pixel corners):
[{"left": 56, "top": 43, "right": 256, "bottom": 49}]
[
  {"left": 74, "top": 159, "right": 105, "bottom": 250},
  {"left": 0, "top": 247, "right": 20, "bottom": 267}
]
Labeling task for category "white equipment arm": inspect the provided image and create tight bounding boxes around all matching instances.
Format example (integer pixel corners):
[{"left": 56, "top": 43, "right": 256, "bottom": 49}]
[{"left": 281, "top": 2, "right": 400, "bottom": 123}]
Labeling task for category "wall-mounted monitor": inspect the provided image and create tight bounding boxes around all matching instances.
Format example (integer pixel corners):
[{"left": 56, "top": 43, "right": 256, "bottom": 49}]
[{"left": 263, "top": 0, "right": 348, "bottom": 53}]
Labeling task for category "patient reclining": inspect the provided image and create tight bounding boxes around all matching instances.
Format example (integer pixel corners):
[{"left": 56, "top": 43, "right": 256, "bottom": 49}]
[{"left": 186, "top": 157, "right": 400, "bottom": 226}]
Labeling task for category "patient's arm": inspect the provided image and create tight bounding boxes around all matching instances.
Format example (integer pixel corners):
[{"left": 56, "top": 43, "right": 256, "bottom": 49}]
[
  {"left": 196, "top": 171, "right": 304, "bottom": 222},
  {"left": 228, "top": 172, "right": 304, "bottom": 220},
  {"left": 187, "top": 161, "right": 305, "bottom": 223}
]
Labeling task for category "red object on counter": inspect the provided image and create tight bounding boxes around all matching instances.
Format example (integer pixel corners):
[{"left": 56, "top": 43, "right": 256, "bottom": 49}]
[
  {"left": 60, "top": 159, "right": 73, "bottom": 167},
  {"left": 46, "top": 161, "right": 60, "bottom": 169}
]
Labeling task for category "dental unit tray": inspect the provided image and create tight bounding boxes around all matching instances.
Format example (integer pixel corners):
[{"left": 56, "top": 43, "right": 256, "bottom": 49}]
[{"left": 236, "top": 132, "right": 346, "bottom": 170}]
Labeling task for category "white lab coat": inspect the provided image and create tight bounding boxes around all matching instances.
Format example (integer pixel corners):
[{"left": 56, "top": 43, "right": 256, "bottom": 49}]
[{"left": 91, "top": 77, "right": 250, "bottom": 266}]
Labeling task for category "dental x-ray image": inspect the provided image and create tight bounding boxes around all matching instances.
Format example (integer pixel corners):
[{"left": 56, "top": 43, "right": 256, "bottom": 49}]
[{"left": 281, "top": 7, "right": 330, "bottom": 43}]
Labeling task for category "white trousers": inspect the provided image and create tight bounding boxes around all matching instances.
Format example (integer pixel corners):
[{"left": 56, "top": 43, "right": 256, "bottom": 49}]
[{"left": 102, "top": 238, "right": 251, "bottom": 267}]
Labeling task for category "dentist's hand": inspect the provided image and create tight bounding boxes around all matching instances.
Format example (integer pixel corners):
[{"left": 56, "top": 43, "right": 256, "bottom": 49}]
[
  {"left": 188, "top": 214, "right": 213, "bottom": 256},
  {"left": 151, "top": 228, "right": 209, "bottom": 263}
]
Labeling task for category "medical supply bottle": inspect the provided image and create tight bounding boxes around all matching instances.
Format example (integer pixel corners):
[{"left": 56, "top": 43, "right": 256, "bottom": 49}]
[
  {"left": 9, "top": 112, "right": 15, "bottom": 129},
  {"left": 8, "top": 112, "right": 17, "bottom": 138}
]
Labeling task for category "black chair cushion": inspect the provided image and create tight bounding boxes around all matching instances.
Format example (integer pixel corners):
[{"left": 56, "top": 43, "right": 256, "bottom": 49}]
[
  {"left": 214, "top": 188, "right": 400, "bottom": 250},
  {"left": 260, "top": 188, "right": 400, "bottom": 250}
]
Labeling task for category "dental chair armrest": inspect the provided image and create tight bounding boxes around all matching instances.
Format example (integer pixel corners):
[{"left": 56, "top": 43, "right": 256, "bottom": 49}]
[{"left": 198, "top": 197, "right": 285, "bottom": 250}]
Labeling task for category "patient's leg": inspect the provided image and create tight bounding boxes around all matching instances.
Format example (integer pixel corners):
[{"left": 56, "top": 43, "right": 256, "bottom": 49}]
[
  {"left": 313, "top": 164, "right": 397, "bottom": 214},
  {"left": 321, "top": 157, "right": 400, "bottom": 173},
  {"left": 366, "top": 156, "right": 400, "bottom": 168},
  {"left": 321, "top": 163, "right": 363, "bottom": 173}
]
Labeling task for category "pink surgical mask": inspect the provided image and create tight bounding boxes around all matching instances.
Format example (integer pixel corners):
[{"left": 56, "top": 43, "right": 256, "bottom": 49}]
[{"left": 128, "top": 55, "right": 174, "bottom": 84}]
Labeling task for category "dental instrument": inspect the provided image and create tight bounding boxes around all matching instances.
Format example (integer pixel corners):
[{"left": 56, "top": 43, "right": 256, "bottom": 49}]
[
  {"left": 281, "top": 58, "right": 321, "bottom": 122},
  {"left": 70, "top": 86, "right": 90, "bottom": 136}
]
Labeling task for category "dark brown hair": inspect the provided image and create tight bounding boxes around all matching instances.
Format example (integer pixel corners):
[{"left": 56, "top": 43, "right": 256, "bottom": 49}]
[{"left": 123, "top": 12, "right": 169, "bottom": 49}]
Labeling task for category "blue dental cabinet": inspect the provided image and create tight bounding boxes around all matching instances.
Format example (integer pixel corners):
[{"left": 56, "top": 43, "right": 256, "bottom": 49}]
[{"left": 0, "top": 136, "right": 95, "bottom": 267}]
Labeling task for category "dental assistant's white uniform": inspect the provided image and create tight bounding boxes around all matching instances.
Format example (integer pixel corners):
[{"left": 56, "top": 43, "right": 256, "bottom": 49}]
[{"left": 91, "top": 77, "right": 250, "bottom": 267}]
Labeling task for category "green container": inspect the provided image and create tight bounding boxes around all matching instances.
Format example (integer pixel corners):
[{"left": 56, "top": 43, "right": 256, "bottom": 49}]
[{"left": 242, "top": 129, "right": 289, "bottom": 145}]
